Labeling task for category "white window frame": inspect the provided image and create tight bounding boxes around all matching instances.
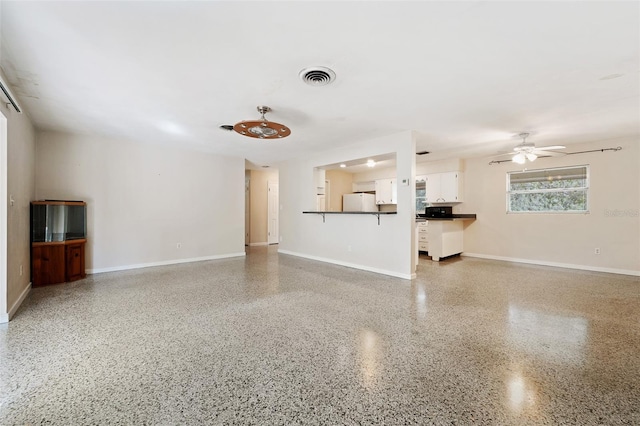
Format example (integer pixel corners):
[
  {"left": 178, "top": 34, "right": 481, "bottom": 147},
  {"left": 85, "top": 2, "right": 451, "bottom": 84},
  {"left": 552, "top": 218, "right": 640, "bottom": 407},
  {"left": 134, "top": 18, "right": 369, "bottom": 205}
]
[{"left": 506, "top": 165, "right": 590, "bottom": 214}]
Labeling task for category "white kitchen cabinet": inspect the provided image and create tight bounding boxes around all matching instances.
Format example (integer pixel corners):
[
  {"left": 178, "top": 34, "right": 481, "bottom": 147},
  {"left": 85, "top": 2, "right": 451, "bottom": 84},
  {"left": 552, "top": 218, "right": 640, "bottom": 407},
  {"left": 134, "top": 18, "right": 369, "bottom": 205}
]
[
  {"left": 352, "top": 181, "right": 376, "bottom": 193},
  {"left": 375, "top": 179, "right": 397, "bottom": 205},
  {"left": 427, "top": 220, "right": 464, "bottom": 261},
  {"left": 417, "top": 221, "right": 429, "bottom": 252},
  {"left": 425, "top": 173, "right": 441, "bottom": 203},
  {"left": 440, "top": 171, "right": 462, "bottom": 202},
  {"left": 425, "top": 172, "right": 463, "bottom": 203}
]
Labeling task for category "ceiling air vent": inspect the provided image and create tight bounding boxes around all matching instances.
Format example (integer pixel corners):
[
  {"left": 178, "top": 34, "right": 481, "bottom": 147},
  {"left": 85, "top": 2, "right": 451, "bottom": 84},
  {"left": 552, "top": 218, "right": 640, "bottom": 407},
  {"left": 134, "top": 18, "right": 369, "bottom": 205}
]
[{"left": 299, "top": 66, "right": 336, "bottom": 86}]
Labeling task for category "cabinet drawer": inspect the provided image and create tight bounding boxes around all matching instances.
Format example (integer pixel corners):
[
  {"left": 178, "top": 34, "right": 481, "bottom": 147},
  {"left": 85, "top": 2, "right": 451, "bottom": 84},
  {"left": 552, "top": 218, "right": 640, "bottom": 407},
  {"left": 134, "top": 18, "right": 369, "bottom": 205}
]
[
  {"left": 418, "top": 243, "right": 429, "bottom": 251},
  {"left": 417, "top": 222, "right": 428, "bottom": 229},
  {"left": 418, "top": 234, "right": 429, "bottom": 242}
]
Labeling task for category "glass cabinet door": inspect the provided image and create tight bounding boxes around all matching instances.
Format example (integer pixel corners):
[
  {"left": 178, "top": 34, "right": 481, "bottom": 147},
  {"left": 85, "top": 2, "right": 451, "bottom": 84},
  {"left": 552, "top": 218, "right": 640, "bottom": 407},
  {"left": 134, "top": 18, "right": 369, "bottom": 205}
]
[{"left": 416, "top": 176, "right": 427, "bottom": 213}]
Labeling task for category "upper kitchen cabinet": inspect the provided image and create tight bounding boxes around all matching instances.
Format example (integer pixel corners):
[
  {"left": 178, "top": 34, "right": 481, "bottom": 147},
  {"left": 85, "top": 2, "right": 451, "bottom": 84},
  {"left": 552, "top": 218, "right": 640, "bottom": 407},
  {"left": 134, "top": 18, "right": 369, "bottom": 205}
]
[
  {"left": 375, "top": 178, "right": 397, "bottom": 205},
  {"left": 352, "top": 181, "right": 376, "bottom": 193},
  {"left": 425, "top": 172, "right": 463, "bottom": 203},
  {"left": 416, "top": 176, "right": 427, "bottom": 212}
]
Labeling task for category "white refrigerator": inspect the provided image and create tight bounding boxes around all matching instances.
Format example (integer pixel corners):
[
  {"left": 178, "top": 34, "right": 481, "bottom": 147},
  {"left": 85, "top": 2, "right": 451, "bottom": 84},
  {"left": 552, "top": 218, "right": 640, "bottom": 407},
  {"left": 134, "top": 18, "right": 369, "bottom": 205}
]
[{"left": 342, "top": 193, "right": 378, "bottom": 212}]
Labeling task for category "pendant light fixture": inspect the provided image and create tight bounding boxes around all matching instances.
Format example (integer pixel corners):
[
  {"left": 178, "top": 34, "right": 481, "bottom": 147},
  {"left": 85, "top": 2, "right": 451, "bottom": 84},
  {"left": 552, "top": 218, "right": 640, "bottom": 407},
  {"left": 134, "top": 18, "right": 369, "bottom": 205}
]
[{"left": 232, "top": 106, "right": 291, "bottom": 139}]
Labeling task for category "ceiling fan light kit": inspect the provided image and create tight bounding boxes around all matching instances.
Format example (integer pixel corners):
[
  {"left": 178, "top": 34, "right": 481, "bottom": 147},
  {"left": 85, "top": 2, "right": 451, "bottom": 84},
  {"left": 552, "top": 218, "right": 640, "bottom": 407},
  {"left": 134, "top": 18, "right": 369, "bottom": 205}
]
[
  {"left": 232, "top": 106, "right": 291, "bottom": 139},
  {"left": 509, "top": 133, "right": 565, "bottom": 164}
]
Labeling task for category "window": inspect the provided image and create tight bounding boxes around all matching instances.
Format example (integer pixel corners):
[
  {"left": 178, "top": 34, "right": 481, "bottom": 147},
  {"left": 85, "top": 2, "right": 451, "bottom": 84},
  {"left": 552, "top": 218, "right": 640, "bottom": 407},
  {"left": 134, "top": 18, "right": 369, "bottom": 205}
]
[
  {"left": 416, "top": 177, "right": 427, "bottom": 213},
  {"left": 507, "top": 165, "right": 589, "bottom": 213}
]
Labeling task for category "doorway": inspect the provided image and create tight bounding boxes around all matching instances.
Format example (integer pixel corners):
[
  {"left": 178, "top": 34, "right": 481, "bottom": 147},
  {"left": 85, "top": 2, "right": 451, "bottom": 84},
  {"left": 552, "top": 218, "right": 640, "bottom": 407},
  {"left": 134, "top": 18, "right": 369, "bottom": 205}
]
[{"left": 246, "top": 168, "right": 279, "bottom": 247}]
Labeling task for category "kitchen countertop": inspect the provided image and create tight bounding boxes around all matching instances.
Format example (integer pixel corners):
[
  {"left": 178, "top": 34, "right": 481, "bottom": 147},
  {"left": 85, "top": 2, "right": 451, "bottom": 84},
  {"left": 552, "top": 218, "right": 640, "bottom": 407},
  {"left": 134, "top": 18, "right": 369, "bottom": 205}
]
[
  {"left": 416, "top": 214, "right": 476, "bottom": 222},
  {"left": 303, "top": 211, "right": 397, "bottom": 215}
]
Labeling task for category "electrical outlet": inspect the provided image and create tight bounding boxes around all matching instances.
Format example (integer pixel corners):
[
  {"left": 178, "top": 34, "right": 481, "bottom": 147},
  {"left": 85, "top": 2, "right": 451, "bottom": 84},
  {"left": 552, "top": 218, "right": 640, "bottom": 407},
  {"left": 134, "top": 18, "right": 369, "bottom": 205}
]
[
  {"left": 594, "top": 248, "right": 601, "bottom": 255},
  {"left": 19, "top": 265, "right": 23, "bottom": 276},
  {"left": 177, "top": 243, "right": 182, "bottom": 249}
]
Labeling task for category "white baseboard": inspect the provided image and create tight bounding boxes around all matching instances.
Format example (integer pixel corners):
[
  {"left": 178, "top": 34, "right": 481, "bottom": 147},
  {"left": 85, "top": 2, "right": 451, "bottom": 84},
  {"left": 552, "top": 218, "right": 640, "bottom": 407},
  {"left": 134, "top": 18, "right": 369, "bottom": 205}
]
[
  {"left": 461, "top": 252, "right": 640, "bottom": 277},
  {"left": 0, "top": 282, "right": 31, "bottom": 323},
  {"left": 86, "top": 252, "right": 246, "bottom": 275},
  {"left": 278, "top": 249, "right": 414, "bottom": 280},
  {"left": 248, "top": 242, "right": 269, "bottom": 247}
]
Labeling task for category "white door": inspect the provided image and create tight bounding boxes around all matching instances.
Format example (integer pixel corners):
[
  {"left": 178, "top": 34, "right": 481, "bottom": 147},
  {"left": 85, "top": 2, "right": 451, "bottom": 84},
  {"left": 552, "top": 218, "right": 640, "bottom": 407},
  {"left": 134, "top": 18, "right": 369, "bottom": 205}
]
[
  {"left": 267, "top": 182, "right": 279, "bottom": 245},
  {"left": 316, "top": 195, "right": 326, "bottom": 211}
]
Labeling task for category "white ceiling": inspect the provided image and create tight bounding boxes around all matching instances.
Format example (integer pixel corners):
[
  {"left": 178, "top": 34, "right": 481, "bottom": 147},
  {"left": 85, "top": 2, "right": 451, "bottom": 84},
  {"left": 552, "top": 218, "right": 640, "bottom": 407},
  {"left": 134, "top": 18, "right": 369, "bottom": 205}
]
[{"left": 1, "top": 1, "right": 638, "bottom": 166}]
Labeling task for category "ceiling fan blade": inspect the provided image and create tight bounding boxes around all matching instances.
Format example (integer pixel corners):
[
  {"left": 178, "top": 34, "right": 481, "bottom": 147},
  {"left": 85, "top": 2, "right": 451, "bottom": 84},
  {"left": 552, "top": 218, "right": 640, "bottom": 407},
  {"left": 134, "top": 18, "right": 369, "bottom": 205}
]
[
  {"left": 535, "top": 150, "right": 566, "bottom": 157},
  {"left": 491, "top": 152, "right": 516, "bottom": 158},
  {"left": 536, "top": 145, "right": 566, "bottom": 151}
]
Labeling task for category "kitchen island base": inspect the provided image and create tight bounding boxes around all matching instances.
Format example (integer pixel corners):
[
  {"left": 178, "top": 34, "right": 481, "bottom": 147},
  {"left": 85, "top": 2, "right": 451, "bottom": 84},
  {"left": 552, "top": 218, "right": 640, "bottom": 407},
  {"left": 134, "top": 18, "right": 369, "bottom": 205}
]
[
  {"left": 428, "top": 220, "right": 464, "bottom": 261},
  {"left": 420, "top": 215, "right": 476, "bottom": 261}
]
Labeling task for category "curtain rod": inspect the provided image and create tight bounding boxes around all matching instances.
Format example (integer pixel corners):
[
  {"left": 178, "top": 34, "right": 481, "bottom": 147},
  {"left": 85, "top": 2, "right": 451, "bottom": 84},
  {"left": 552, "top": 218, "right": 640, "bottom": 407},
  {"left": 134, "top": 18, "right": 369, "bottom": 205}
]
[{"left": 488, "top": 146, "right": 622, "bottom": 165}]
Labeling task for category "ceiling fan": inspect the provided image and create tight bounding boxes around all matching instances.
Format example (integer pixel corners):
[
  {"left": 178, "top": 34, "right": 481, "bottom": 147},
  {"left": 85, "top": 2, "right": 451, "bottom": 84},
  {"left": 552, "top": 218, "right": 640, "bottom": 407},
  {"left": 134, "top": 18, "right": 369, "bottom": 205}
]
[
  {"left": 499, "top": 133, "right": 566, "bottom": 164},
  {"left": 219, "top": 106, "right": 291, "bottom": 140}
]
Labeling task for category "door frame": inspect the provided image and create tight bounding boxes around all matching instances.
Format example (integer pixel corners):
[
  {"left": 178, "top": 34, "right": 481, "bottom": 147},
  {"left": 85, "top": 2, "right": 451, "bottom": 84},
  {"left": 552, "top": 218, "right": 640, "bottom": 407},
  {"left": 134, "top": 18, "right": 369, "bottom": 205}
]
[
  {"left": 0, "top": 112, "right": 7, "bottom": 321},
  {"left": 244, "top": 171, "right": 250, "bottom": 246}
]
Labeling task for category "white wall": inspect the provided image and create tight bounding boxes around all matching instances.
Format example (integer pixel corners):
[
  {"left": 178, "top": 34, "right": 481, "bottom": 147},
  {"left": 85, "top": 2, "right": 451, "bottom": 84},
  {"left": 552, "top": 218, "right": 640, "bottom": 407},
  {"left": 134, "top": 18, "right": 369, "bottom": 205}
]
[
  {"left": 36, "top": 131, "right": 245, "bottom": 273},
  {"left": 353, "top": 157, "right": 464, "bottom": 184},
  {"left": 1, "top": 98, "right": 36, "bottom": 322},
  {"left": 352, "top": 166, "right": 396, "bottom": 183},
  {"left": 325, "top": 169, "right": 353, "bottom": 212},
  {"left": 416, "top": 158, "right": 464, "bottom": 175},
  {"left": 462, "top": 138, "right": 640, "bottom": 275},
  {"left": 278, "top": 131, "right": 416, "bottom": 279}
]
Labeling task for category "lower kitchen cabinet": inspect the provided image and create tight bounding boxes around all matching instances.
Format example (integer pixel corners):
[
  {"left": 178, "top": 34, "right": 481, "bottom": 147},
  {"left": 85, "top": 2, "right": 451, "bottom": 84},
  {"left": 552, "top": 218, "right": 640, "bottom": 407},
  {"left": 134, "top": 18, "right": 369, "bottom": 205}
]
[
  {"left": 418, "top": 221, "right": 429, "bottom": 252},
  {"left": 416, "top": 216, "right": 475, "bottom": 264},
  {"left": 32, "top": 239, "right": 86, "bottom": 286},
  {"left": 427, "top": 221, "right": 464, "bottom": 261}
]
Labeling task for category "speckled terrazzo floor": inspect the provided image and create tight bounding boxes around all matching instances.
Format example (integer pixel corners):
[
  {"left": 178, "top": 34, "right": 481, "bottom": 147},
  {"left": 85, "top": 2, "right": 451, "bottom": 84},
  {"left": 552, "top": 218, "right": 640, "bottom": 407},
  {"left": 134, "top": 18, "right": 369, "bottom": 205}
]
[{"left": 1, "top": 247, "right": 639, "bottom": 425}]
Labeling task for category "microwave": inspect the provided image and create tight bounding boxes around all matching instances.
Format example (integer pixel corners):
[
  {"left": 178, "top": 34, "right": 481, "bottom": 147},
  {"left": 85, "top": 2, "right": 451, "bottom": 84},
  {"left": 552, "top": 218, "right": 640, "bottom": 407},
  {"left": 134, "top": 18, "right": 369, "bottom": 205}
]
[{"left": 425, "top": 206, "right": 453, "bottom": 218}]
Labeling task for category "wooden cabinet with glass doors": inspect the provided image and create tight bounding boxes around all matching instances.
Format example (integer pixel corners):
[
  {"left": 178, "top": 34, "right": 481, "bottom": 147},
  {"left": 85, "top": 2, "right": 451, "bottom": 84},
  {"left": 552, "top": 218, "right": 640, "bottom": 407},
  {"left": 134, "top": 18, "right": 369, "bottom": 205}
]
[{"left": 31, "top": 200, "right": 87, "bottom": 286}]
